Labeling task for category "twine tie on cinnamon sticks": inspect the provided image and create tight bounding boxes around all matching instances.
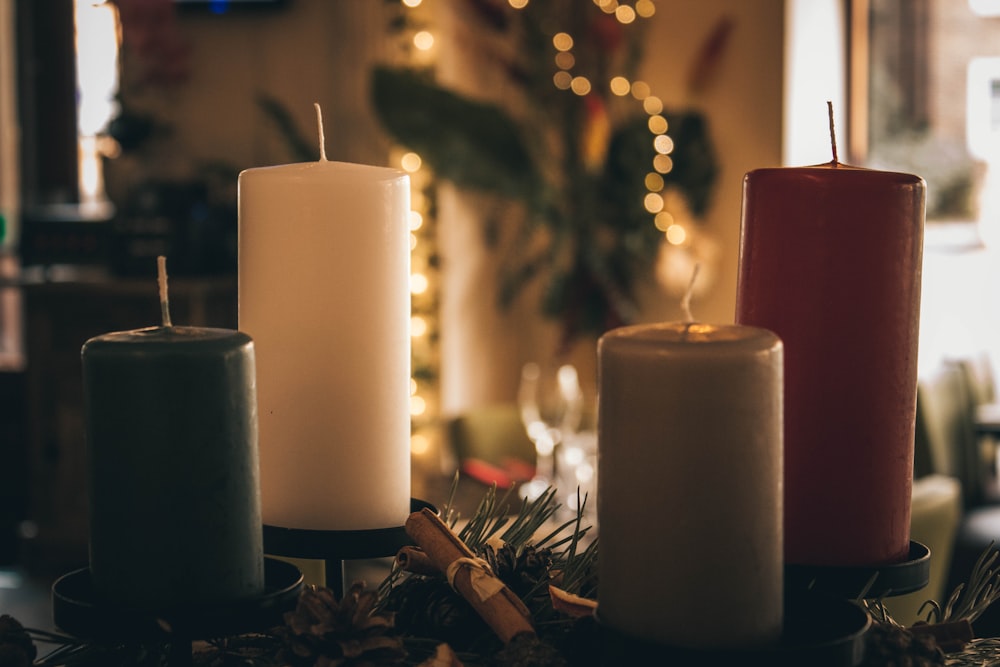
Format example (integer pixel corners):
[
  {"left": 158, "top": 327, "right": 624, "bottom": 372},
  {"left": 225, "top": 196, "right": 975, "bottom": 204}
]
[
  {"left": 446, "top": 557, "right": 505, "bottom": 602},
  {"left": 403, "top": 508, "right": 535, "bottom": 643}
]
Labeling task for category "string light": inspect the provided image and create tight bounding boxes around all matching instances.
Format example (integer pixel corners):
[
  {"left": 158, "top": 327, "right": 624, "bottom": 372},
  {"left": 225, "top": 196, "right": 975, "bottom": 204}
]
[
  {"left": 413, "top": 30, "right": 434, "bottom": 51},
  {"left": 410, "top": 272, "right": 429, "bottom": 294},
  {"left": 654, "top": 210, "right": 675, "bottom": 232},
  {"left": 409, "top": 210, "right": 423, "bottom": 230},
  {"left": 400, "top": 152, "right": 422, "bottom": 172},
  {"left": 393, "top": 1, "right": 441, "bottom": 462},
  {"left": 665, "top": 223, "right": 687, "bottom": 245},
  {"left": 609, "top": 76, "right": 631, "bottom": 96},
  {"left": 543, "top": 2, "right": 670, "bottom": 244}
]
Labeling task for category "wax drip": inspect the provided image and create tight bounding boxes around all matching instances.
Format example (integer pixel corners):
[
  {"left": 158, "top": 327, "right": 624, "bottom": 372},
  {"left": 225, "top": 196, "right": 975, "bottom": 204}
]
[
  {"left": 680, "top": 263, "right": 700, "bottom": 323},
  {"left": 827, "top": 100, "right": 839, "bottom": 164},
  {"left": 315, "top": 102, "right": 327, "bottom": 162},
  {"left": 157, "top": 255, "right": 173, "bottom": 327}
]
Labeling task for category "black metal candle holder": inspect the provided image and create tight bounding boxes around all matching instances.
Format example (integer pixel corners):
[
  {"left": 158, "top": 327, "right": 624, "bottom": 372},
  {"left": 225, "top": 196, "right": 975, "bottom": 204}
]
[
  {"left": 593, "top": 589, "right": 872, "bottom": 667},
  {"left": 51, "top": 557, "right": 304, "bottom": 666},
  {"left": 262, "top": 497, "right": 436, "bottom": 598},
  {"left": 784, "top": 540, "right": 931, "bottom": 599}
]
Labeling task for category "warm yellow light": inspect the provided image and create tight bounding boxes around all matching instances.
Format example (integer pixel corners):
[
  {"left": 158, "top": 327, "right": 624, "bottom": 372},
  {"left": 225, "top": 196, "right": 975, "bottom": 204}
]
[
  {"left": 411, "top": 315, "right": 428, "bottom": 337},
  {"left": 409, "top": 210, "right": 423, "bottom": 231},
  {"left": 413, "top": 31, "right": 435, "bottom": 51},
  {"left": 555, "top": 51, "right": 575, "bottom": 70},
  {"left": 411, "top": 433, "right": 431, "bottom": 456},
  {"left": 644, "top": 192, "right": 664, "bottom": 213},
  {"left": 410, "top": 378, "right": 419, "bottom": 395},
  {"left": 654, "top": 210, "right": 675, "bottom": 231},
  {"left": 644, "top": 172, "right": 664, "bottom": 191},
  {"left": 631, "top": 80, "right": 650, "bottom": 100},
  {"left": 553, "top": 71, "right": 573, "bottom": 90},
  {"left": 410, "top": 273, "right": 429, "bottom": 294},
  {"left": 666, "top": 223, "right": 687, "bottom": 245},
  {"left": 654, "top": 134, "right": 675, "bottom": 154},
  {"left": 615, "top": 4, "right": 636, "bottom": 23},
  {"left": 570, "top": 76, "right": 592, "bottom": 96},
  {"left": 610, "top": 76, "right": 630, "bottom": 96},
  {"left": 636, "top": 0, "right": 656, "bottom": 18},
  {"left": 410, "top": 395, "right": 427, "bottom": 416},
  {"left": 553, "top": 32, "right": 574, "bottom": 51},
  {"left": 401, "top": 152, "right": 422, "bottom": 172},
  {"left": 648, "top": 115, "right": 668, "bottom": 134},
  {"left": 411, "top": 190, "right": 425, "bottom": 210},
  {"left": 410, "top": 233, "right": 418, "bottom": 250},
  {"left": 653, "top": 154, "right": 674, "bottom": 173},
  {"left": 643, "top": 95, "right": 664, "bottom": 115},
  {"left": 509, "top": 0, "right": 529, "bottom": 7},
  {"left": 402, "top": 0, "right": 422, "bottom": 6},
  {"left": 596, "top": 0, "right": 618, "bottom": 13}
]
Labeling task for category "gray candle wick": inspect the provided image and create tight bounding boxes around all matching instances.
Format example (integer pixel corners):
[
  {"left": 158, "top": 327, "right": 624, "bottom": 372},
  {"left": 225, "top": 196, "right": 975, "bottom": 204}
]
[{"left": 157, "top": 255, "right": 173, "bottom": 328}]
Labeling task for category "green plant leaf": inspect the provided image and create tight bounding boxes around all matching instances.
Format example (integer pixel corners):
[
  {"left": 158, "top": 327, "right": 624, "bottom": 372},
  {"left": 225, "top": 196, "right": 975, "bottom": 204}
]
[{"left": 371, "top": 66, "right": 543, "bottom": 206}]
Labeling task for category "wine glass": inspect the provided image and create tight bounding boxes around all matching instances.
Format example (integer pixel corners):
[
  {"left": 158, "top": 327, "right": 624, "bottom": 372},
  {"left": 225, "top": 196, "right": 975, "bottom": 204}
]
[{"left": 518, "top": 361, "right": 584, "bottom": 500}]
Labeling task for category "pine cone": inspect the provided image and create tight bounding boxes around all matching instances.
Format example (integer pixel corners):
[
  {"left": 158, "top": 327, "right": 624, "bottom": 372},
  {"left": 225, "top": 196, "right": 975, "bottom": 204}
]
[
  {"left": 861, "top": 622, "right": 946, "bottom": 667},
  {"left": 0, "top": 616, "right": 36, "bottom": 667},
  {"left": 279, "top": 583, "right": 406, "bottom": 666},
  {"left": 386, "top": 576, "right": 492, "bottom": 651},
  {"left": 482, "top": 544, "right": 553, "bottom": 601}
]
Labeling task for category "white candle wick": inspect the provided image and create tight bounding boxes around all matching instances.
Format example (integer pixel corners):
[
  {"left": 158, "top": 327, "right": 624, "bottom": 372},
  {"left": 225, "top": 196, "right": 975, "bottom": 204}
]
[
  {"left": 157, "top": 255, "right": 173, "bottom": 328},
  {"left": 680, "top": 263, "right": 701, "bottom": 323},
  {"left": 314, "top": 102, "right": 328, "bottom": 162},
  {"left": 827, "top": 100, "right": 839, "bottom": 164}
]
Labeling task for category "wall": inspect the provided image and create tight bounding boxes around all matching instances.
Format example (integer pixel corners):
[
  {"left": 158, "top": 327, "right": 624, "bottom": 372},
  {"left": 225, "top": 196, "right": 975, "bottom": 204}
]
[
  {"left": 107, "top": 0, "right": 787, "bottom": 413},
  {"left": 108, "top": 2, "right": 398, "bottom": 192},
  {"left": 436, "top": 0, "right": 786, "bottom": 412}
]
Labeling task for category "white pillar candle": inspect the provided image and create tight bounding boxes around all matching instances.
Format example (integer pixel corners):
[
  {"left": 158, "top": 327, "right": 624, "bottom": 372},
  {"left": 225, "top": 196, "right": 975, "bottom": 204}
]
[
  {"left": 238, "top": 142, "right": 411, "bottom": 530},
  {"left": 597, "top": 322, "right": 783, "bottom": 649}
]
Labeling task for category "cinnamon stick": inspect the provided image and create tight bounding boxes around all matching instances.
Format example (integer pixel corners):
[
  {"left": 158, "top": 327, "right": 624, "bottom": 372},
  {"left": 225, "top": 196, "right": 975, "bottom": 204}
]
[
  {"left": 395, "top": 545, "right": 438, "bottom": 576},
  {"left": 404, "top": 508, "right": 535, "bottom": 643}
]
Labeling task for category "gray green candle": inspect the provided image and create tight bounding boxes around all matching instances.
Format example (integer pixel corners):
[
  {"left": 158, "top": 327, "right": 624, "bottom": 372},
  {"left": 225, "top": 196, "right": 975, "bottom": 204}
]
[{"left": 82, "top": 261, "right": 264, "bottom": 609}]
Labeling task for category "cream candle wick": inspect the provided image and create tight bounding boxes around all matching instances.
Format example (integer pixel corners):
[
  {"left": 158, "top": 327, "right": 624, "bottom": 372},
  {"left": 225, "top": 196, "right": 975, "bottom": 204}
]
[
  {"left": 314, "top": 102, "right": 327, "bottom": 162},
  {"left": 827, "top": 100, "right": 839, "bottom": 164},
  {"left": 156, "top": 255, "right": 173, "bottom": 327}
]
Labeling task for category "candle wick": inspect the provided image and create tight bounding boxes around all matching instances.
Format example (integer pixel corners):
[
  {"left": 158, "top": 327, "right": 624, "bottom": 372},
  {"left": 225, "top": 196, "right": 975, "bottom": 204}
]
[
  {"left": 827, "top": 100, "right": 839, "bottom": 164},
  {"left": 680, "top": 263, "right": 700, "bottom": 323},
  {"left": 315, "top": 102, "right": 328, "bottom": 162},
  {"left": 157, "top": 255, "right": 173, "bottom": 328}
]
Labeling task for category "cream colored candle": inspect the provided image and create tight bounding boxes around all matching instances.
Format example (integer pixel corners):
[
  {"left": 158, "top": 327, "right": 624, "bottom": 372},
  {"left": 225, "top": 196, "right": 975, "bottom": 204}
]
[
  {"left": 238, "top": 120, "right": 411, "bottom": 530},
  {"left": 597, "top": 322, "right": 783, "bottom": 649}
]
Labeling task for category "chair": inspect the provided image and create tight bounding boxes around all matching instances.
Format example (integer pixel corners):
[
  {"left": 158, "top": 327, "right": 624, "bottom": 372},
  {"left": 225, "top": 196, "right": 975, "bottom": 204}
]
[
  {"left": 884, "top": 474, "right": 961, "bottom": 625},
  {"left": 918, "top": 360, "right": 1000, "bottom": 635},
  {"left": 447, "top": 404, "right": 537, "bottom": 489}
]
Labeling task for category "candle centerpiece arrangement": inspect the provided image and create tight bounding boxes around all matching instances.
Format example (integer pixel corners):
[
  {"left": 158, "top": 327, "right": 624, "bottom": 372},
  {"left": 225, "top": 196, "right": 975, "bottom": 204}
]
[
  {"left": 736, "top": 105, "right": 925, "bottom": 568},
  {"left": 596, "top": 308, "right": 784, "bottom": 650},
  {"left": 82, "top": 257, "right": 265, "bottom": 610}
]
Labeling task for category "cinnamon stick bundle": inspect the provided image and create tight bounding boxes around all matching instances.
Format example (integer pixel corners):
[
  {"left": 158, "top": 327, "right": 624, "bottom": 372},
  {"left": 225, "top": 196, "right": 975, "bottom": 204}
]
[{"left": 404, "top": 508, "right": 535, "bottom": 643}]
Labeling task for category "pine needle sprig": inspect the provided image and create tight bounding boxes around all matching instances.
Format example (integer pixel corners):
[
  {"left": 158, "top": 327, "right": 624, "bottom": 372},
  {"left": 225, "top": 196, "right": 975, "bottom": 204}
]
[{"left": 937, "top": 543, "right": 1000, "bottom": 624}]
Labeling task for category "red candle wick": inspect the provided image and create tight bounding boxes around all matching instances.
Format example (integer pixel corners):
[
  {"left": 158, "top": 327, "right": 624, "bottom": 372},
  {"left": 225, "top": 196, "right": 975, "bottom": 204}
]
[{"left": 827, "top": 100, "right": 839, "bottom": 165}]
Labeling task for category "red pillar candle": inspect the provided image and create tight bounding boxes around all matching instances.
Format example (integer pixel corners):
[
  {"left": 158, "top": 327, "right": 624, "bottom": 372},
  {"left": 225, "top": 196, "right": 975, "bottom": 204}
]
[{"left": 736, "top": 160, "right": 924, "bottom": 566}]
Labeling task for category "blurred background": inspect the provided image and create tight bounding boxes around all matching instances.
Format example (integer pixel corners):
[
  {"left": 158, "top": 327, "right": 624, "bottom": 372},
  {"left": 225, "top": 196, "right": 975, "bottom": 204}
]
[{"left": 0, "top": 1, "right": 997, "bottom": 616}]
